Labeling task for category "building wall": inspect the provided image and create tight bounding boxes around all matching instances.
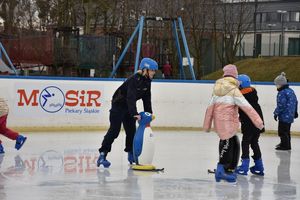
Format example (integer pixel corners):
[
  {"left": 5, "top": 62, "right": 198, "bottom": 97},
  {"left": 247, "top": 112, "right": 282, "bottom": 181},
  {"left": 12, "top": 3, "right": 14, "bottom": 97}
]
[{"left": 238, "top": 31, "right": 300, "bottom": 57}]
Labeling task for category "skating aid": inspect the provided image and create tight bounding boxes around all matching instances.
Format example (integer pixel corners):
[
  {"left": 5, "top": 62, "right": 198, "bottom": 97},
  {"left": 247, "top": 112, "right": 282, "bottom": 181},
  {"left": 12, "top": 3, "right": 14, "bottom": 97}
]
[
  {"left": 132, "top": 112, "right": 160, "bottom": 171},
  {"left": 131, "top": 164, "right": 164, "bottom": 172}
]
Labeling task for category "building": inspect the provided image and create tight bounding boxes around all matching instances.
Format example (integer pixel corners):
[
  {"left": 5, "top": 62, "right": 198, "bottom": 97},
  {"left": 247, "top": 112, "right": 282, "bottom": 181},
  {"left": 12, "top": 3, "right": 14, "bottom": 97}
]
[{"left": 239, "top": 0, "right": 300, "bottom": 57}]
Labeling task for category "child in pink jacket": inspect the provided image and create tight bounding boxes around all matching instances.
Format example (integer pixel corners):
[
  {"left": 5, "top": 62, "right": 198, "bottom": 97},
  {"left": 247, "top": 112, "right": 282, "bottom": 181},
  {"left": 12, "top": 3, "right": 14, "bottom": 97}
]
[
  {"left": 203, "top": 64, "right": 264, "bottom": 183},
  {"left": 0, "top": 97, "right": 27, "bottom": 154}
]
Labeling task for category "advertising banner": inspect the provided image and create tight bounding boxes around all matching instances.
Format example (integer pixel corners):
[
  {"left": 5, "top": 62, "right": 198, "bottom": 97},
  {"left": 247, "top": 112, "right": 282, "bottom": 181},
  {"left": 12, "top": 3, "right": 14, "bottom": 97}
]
[{"left": 15, "top": 82, "right": 103, "bottom": 116}]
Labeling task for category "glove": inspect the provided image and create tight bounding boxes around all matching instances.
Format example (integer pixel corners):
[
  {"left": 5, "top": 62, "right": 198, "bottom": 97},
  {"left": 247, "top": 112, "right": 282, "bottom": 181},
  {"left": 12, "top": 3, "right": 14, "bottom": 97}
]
[
  {"left": 295, "top": 112, "right": 298, "bottom": 119},
  {"left": 274, "top": 114, "right": 278, "bottom": 121},
  {"left": 134, "top": 115, "right": 141, "bottom": 121}
]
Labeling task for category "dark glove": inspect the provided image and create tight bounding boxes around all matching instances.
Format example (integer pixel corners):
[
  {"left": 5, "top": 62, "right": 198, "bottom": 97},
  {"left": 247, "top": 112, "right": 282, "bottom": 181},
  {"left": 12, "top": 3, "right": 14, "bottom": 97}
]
[
  {"left": 274, "top": 114, "right": 278, "bottom": 121},
  {"left": 295, "top": 112, "right": 298, "bottom": 119}
]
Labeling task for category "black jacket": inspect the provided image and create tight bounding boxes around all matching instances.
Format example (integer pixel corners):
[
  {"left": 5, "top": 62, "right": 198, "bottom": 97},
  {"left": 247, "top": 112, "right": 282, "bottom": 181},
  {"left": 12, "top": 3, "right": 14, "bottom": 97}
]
[
  {"left": 239, "top": 87, "right": 264, "bottom": 133},
  {"left": 112, "top": 72, "right": 152, "bottom": 116}
]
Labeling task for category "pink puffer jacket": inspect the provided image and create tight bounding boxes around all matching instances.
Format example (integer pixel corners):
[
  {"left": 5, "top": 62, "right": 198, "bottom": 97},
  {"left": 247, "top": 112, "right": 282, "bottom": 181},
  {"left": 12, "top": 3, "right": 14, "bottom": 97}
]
[{"left": 203, "top": 77, "right": 264, "bottom": 140}]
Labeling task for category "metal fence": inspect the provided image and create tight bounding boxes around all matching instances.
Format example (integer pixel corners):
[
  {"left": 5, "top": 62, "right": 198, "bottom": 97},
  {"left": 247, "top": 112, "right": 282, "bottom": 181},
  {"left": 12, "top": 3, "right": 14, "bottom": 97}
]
[{"left": 1, "top": 34, "right": 117, "bottom": 70}]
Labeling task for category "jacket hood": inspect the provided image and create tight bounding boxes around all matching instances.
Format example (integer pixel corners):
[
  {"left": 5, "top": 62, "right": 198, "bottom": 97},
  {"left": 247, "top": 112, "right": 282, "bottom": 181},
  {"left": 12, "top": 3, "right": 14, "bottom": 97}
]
[{"left": 214, "top": 77, "right": 239, "bottom": 97}]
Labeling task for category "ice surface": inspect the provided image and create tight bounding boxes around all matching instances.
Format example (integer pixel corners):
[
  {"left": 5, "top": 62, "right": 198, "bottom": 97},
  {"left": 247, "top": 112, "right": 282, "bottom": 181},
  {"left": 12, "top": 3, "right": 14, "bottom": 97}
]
[{"left": 0, "top": 131, "right": 299, "bottom": 200}]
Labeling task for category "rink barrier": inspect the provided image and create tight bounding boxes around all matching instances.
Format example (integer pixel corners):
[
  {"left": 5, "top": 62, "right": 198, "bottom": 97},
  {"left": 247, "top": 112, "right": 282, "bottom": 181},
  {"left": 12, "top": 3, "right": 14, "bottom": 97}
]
[{"left": 0, "top": 76, "right": 300, "bottom": 132}]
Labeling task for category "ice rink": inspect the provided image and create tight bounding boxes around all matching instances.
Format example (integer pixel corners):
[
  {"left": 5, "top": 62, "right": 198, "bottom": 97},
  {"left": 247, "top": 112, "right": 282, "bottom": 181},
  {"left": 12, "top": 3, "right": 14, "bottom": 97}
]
[{"left": 0, "top": 131, "right": 299, "bottom": 200}]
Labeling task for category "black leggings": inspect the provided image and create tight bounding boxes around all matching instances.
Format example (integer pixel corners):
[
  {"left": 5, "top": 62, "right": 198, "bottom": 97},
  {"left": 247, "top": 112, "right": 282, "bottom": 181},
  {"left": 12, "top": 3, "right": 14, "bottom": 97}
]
[
  {"left": 219, "top": 135, "right": 240, "bottom": 171},
  {"left": 241, "top": 130, "right": 261, "bottom": 160}
]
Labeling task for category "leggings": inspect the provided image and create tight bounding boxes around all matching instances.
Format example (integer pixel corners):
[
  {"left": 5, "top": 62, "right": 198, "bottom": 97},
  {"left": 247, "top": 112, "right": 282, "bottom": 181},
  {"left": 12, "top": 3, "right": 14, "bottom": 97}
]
[{"left": 219, "top": 135, "right": 240, "bottom": 171}]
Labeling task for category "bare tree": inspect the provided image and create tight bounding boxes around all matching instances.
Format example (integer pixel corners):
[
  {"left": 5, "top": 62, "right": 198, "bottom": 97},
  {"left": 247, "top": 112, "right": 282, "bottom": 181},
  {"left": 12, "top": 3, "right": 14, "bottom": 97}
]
[
  {"left": 16, "top": 0, "right": 39, "bottom": 30},
  {"left": 36, "top": 0, "right": 72, "bottom": 28},
  {"left": 181, "top": 0, "right": 215, "bottom": 79},
  {"left": 0, "top": 0, "right": 19, "bottom": 34},
  {"left": 212, "top": 0, "right": 254, "bottom": 64}
]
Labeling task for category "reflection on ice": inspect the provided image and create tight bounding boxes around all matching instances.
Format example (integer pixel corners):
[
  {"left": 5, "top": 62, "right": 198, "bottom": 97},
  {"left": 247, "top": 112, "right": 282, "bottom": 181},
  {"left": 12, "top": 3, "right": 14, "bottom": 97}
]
[{"left": 273, "top": 151, "right": 297, "bottom": 200}]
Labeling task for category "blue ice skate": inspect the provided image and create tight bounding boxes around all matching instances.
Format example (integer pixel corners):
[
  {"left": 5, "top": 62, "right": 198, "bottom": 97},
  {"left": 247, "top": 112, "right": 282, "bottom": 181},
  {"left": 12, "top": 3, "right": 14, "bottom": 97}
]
[
  {"left": 15, "top": 135, "right": 27, "bottom": 150},
  {"left": 250, "top": 159, "right": 264, "bottom": 176},
  {"left": 226, "top": 169, "right": 237, "bottom": 179},
  {"left": 215, "top": 163, "right": 236, "bottom": 183},
  {"left": 97, "top": 152, "right": 111, "bottom": 168},
  {"left": 0, "top": 143, "right": 4, "bottom": 154},
  {"left": 235, "top": 159, "right": 250, "bottom": 175},
  {"left": 128, "top": 152, "right": 134, "bottom": 164}
]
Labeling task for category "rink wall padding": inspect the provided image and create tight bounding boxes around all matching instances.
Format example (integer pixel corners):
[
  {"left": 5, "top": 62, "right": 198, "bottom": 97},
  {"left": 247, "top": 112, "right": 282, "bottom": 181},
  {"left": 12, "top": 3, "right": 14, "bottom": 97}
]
[{"left": 0, "top": 76, "right": 299, "bottom": 132}]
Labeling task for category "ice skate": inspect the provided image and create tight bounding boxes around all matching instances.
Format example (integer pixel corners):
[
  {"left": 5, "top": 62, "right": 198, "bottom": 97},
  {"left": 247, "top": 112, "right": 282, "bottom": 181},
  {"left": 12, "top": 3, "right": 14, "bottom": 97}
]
[
  {"left": 15, "top": 135, "right": 27, "bottom": 150},
  {"left": 235, "top": 159, "right": 250, "bottom": 175},
  {"left": 128, "top": 152, "right": 134, "bottom": 164},
  {"left": 250, "top": 159, "right": 264, "bottom": 176},
  {"left": 215, "top": 163, "right": 236, "bottom": 183},
  {"left": 97, "top": 152, "right": 111, "bottom": 168},
  {"left": 0, "top": 143, "right": 4, "bottom": 154}
]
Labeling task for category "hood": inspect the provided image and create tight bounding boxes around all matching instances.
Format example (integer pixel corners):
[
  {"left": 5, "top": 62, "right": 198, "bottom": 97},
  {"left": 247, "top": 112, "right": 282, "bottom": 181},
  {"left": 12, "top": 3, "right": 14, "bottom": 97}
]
[{"left": 214, "top": 77, "right": 239, "bottom": 97}]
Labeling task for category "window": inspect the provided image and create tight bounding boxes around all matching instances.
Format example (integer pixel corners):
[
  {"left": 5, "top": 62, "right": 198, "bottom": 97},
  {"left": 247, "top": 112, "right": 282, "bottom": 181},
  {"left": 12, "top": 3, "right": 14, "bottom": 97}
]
[
  {"left": 256, "top": 13, "right": 262, "bottom": 23},
  {"left": 288, "top": 38, "right": 300, "bottom": 55},
  {"left": 261, "top": 13, "right": 267, "bottom": 23},
  {"left": 282, "top": 13, "right": 289, "bottom": 22},
  {"left": 266, "top": 12, "right": 281, "bottom": 23},
  {"left": 290, "top": 11, "right": 300, "bottom": 22}
]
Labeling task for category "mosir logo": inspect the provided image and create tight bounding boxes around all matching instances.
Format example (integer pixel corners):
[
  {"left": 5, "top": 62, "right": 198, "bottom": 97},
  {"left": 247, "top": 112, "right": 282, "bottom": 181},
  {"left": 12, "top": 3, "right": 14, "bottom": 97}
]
[
  {"left": 17, "top": 86, "right": 101, "bottom": 114},
  {"left": 39, "top": 86, "right": 65, "bottom": 113}
]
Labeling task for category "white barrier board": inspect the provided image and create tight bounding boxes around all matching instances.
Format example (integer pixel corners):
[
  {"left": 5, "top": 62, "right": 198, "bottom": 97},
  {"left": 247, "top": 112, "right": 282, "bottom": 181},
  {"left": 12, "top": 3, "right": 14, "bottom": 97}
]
[{"left": 0, "top": 77, "right": 299, "bottom": 131}]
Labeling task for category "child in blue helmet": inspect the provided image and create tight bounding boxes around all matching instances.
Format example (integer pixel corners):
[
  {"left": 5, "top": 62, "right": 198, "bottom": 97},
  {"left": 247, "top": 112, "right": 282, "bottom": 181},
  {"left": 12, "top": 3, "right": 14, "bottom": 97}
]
[
  {"left": 97, "top": 58, "right": 158, "bottom": 168},
  {"left": 273, "top": 72, "right": 298, "bottom": 151},
  {"left": 235, "top": 74, "right": 265, "bottom": 176}
]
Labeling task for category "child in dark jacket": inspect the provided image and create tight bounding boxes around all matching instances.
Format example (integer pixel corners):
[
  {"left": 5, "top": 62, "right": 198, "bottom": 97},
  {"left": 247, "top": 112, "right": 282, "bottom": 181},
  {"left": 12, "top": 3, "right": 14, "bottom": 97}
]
[
  {"left": 273, "top": 72, "right": 298, "bottom": 151},
  {"left": 235, "top": 74, "right": 265, "bottom": 176},
  {"left": 97, "top": 58, "right": 158, "bottom": 168}
]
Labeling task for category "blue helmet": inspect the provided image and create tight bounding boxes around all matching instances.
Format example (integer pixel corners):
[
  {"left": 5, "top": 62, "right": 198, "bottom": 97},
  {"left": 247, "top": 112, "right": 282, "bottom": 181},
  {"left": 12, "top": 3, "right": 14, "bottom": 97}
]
[
  {"left": 139, "top": 58, "right": 158, "bottom": 71},
  {"left": 238, "top": 74, "right": 251, "bottom": 88}
]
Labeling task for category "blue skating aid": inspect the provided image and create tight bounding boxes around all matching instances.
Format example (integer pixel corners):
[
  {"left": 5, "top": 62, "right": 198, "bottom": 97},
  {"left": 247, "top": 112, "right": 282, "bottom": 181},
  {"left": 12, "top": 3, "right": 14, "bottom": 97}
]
[{"left": 132, "top": 112, "right": 163, "bottom": 171}]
